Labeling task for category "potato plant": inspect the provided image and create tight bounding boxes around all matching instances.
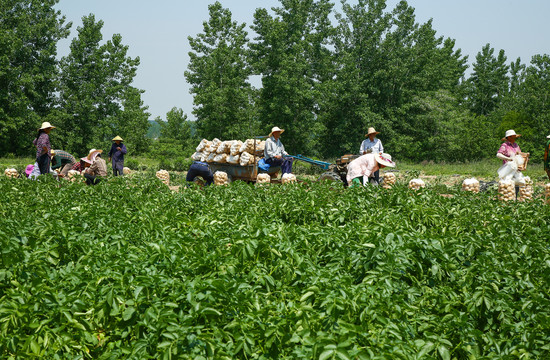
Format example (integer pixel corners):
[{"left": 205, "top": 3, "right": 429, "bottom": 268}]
[{"left": 0, "top": 177, "right": 549, "bottom": 359}]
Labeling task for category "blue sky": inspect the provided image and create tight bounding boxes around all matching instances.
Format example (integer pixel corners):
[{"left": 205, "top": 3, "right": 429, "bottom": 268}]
[{"left": 54, "top": 0, "right": 550, "bottom": 121}]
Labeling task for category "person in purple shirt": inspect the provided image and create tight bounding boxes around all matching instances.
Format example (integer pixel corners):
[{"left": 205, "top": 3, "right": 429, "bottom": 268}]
[
  {"left": 108, "top": 136, "right": 127, "bottom": 176},
  {"left": 33, "top": 122, "right": 56, "bottom": 175}
]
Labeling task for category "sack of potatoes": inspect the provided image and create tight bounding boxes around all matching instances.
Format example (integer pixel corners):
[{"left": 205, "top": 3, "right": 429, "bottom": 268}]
[
  {"left": 156, "top": 169, "right": 170, "bottom": 185},
  {"left": 518, "top": 176, "right": 533, "bottom": 202},
  {"left": 214, "top": 171, "right": 229, "bottom": 185},
  {"left": 196, "top": 139, "right": 211, "bottom": 152},
  {"left": 498, "top": 180, "right": 515, "bottom": 201},
  {"left": 4, "top": 168, "right": 19, "bottom": 178},
  {"left": 66, "top": 169, "right": 82, "bottom": 182},
  {"left": 256, "top": 173, "right": 271, "bottom": 185},
  {"left": 123, "top": 167, "right": 132, "bottom": 175},
  {"left": 462, "top": 178, "right": 480, "bottom": 193},
  {"left": 281, "top": 173, "right": 297, "bottom": 184},
  {"left": 382, "top": 172, "right": 396, "bottom": 189},
  {"left": 408, "top": 178, "right": 425, "bottom": 190}
]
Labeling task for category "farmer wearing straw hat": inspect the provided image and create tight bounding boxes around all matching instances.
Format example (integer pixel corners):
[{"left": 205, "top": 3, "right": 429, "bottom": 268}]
[
  {"left": 264, "top": 126, "right": 293, "bottom": 175},
  {"left": 544, "top": 134, "right": 550, "bottom": 180},
  {"left": 84, "top": 149, "right": 107, "bottom": 185},
  {"left": 108, "top": 135, "right": 127, "bottom": 176},
  {"left": 496, "top": 130, "right": 522, "bottom": 165},
  {"left": 346, "top": 153, "right": 396, "bottom": 187},
  {"left": 360, "top": 127, "right": 384, "bottom": 184},
  {"left": 33, "top": 122, "right": 56, "bottom": 175}
]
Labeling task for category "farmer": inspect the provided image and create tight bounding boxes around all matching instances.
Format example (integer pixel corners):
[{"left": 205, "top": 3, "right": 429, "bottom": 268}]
[
  {"left": 496, "top": 129, "right": 522, "bottom": 165},
  {"left": 346, "top": 153, "right": 395, "bottom": 187},
  {"left": 51, "top": 149, "right": 77, "bottom": 177},
  {"left": 186, "top": 160, "right": 214, "bottom": 186},
  {"left": 359, "top": 127, "right": 384, "bottom": 184},
  {"left": 545, "top": 134, "right": 550, "bottom": 181},
  {"left": 84, "top": 149, "right": 107, "bottom": 185},
  {"left": 71, "top": 157, "right": 92, "bottom": 174},
  {"left": 264, "top": 126, "right": 293, "bottom": 174},
  {"left": 497, "top": 130, "right": 523, "bottom": 198},
  {"left": 108, "top": 136, "right": 127, "bottom": 176},
  {"left": 33, "top": 122, "right": 56, "bottom": 175}
]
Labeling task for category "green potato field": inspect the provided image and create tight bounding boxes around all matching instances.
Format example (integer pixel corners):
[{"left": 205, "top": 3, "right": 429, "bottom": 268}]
[{"left": 1, "top": 176, "right": 549, "bottom": 359}]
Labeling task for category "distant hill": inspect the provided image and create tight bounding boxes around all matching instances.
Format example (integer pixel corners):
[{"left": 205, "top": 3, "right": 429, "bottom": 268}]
[{"left": 146, "top": 120, "right": 161, "bottom": 139}]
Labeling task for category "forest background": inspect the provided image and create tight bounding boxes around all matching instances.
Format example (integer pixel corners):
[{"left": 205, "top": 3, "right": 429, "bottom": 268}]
[{"left": 2, "top": 0, "right": 550, "bottom": 166}]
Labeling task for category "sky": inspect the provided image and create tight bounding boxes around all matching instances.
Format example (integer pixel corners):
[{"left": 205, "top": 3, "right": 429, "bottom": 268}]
[{"left": 54, "top": 0, "right": 550, "bottom": 121}]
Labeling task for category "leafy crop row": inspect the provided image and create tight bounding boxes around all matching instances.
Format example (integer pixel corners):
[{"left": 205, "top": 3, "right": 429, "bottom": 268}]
[{"left": 1, "top": 177, "right": 549, "bottom": 359}]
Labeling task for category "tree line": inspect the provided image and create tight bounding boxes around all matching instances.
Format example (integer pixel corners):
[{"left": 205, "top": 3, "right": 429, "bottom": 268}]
[{"left": 2, "top": 0, "right": 550, "bottom": 162}]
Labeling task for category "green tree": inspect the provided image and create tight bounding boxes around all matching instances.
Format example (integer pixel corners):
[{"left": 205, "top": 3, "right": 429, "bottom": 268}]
[
  {"left": 116, "top": 87, "right": 150, "bottom": 154},
  {"left": 185, "top": 2, "right": 255, "bottom": 141},
  {"left": 497, "top": 54, "right": 550, "bottom": 161},
  {"left": 0, "top": 0, "right": 70, "bottom": 155},
  {"left": 464, "top": 43, "right": 510, "bottom": 116},
  {"left": 321, "top": 0, "right": 467, "bottom": 158},
  {"left": 251, "top": 0, "right": 336, "bottom": 156},
  {"left": 57, "top": 14, "right": 146, "bottom": 156}
]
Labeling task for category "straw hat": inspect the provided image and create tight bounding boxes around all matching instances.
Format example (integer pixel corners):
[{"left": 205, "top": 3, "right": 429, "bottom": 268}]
[
  {"left": 547, "top": 134, "right": 550, "bottom": 139},
  {"left": 50, "top": 150, "right": 56, "bottom": 156},
  {"left": 365, "top": 127, "right": 380, "bottom": 137},
  {"left": 80, "top": 157, "right": 92, "bottom": 165},
  {"left": 374, "top": 153, "right": 396, "bottom": 168},
  {"left": 38, "top": 122, "right": 56, "bottom": 130},
  {"left": 269, "top": 126, "right": 285, "bottom": 137},
  {"left": 112, "top": 135, "right": 124, "bottom": 141},
  {"left": 501, "top": 129, "right": 521, "bottom": 141},
  {"left": 86, "top": 149, "right": 103, "bottom": 161}
]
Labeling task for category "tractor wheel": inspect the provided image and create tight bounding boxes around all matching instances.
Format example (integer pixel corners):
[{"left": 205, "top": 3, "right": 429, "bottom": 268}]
[{"left": 318, "top": 171, "right": 344, "bottom": 185}]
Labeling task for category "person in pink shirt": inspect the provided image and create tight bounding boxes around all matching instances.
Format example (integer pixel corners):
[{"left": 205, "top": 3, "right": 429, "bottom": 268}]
[
  {"left": 496, "top": 129, "right": 521, "bottom": 164},
  {"left": 346, "top": 153, "right": 395, "bottom": 186}
]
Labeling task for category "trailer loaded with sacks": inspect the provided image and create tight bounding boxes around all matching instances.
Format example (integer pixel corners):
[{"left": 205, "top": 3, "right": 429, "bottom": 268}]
[{"left": 190, "top": 137, "right": 374, "bottom": 186}]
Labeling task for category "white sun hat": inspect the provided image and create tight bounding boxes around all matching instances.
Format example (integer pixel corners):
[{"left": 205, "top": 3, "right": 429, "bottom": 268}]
[
  {"left": 374, "top": 153, "right": 396, "bottom": 168},
  {"left": 501, "top": 129, "right": 521, "bottom": 141}
]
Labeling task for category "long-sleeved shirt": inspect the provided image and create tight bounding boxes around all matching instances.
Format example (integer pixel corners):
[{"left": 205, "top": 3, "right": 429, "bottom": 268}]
[
  {"left": 33, "top": 132, "right": 51, "bottom": 159},
  {"left": 346, "top": 154, "right": 378, "bottom": 185},
  {"left": 51, "top": 150, "right": 76, "bottom": 170},
  {"left": 359, "top": 138, "right": 383, "bottom": 155},
  {"left": 264, "top": 136, "right": 288, "bottom": 160},
  {"left": 497, "top": 141, "right": 521, "bottom": 165},
  {"left": 108, "top": 143, "right": 127, "bottom": 162},
  {"left": 87, "top": 157, "right": 108, "bottom": 177}
]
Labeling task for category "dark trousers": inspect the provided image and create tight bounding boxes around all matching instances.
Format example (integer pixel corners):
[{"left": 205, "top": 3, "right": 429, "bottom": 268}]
[
  {"left": 84, "top": 173, "right": 103, "bottom": 185},
  {"left": 112, "top": 160, "right": 124, "bottom": 176},
  {"left": 186, "top": 163, "right": 214, "bottom": 185},
  {"left": 37, "top": 154, "right": 50, "bottom": 175},
  {"left": 372, "top": 170, "right": 380, "bottom": 185},
  {"left": 265, "top": 157, "right": 293, "bottom": 174}
]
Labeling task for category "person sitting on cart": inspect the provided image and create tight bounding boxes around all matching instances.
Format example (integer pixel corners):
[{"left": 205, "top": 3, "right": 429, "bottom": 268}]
[
  {"left": 264, "top": 126, "right": 293, "bottom": 174},
  {"left": 186, "top": 161, "right": 214, "bottom": 186}
]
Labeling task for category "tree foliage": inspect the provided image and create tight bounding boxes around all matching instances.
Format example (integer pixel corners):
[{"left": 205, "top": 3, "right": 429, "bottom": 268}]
[
  {"left": 0, "top": 0, "right": 70, "bottom": 155},
  {"left": 251, "top": 0, "right": 335, "bottom": 156},
  {"left": 185, "top": 2, "right": 256, "bottom": 141},
  {"left": 57, "top": 14, "right": 148, "bottom": 157}
]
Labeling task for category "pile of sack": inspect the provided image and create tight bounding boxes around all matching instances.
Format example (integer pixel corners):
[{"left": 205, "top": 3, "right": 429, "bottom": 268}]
[{"left": 192, "top": 138, "right": 265, "bottom": 166}]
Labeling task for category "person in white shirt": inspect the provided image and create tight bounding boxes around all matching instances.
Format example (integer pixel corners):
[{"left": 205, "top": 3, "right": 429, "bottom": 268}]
[
  {"left": 264, "top": 126, "right": 293, "bottom": 174},
  {"left": 347, "top": 153, "right": 395, "bottom": 187},
  {"left": 359, "top": 127, "right": 384, "bottom": 183}
]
